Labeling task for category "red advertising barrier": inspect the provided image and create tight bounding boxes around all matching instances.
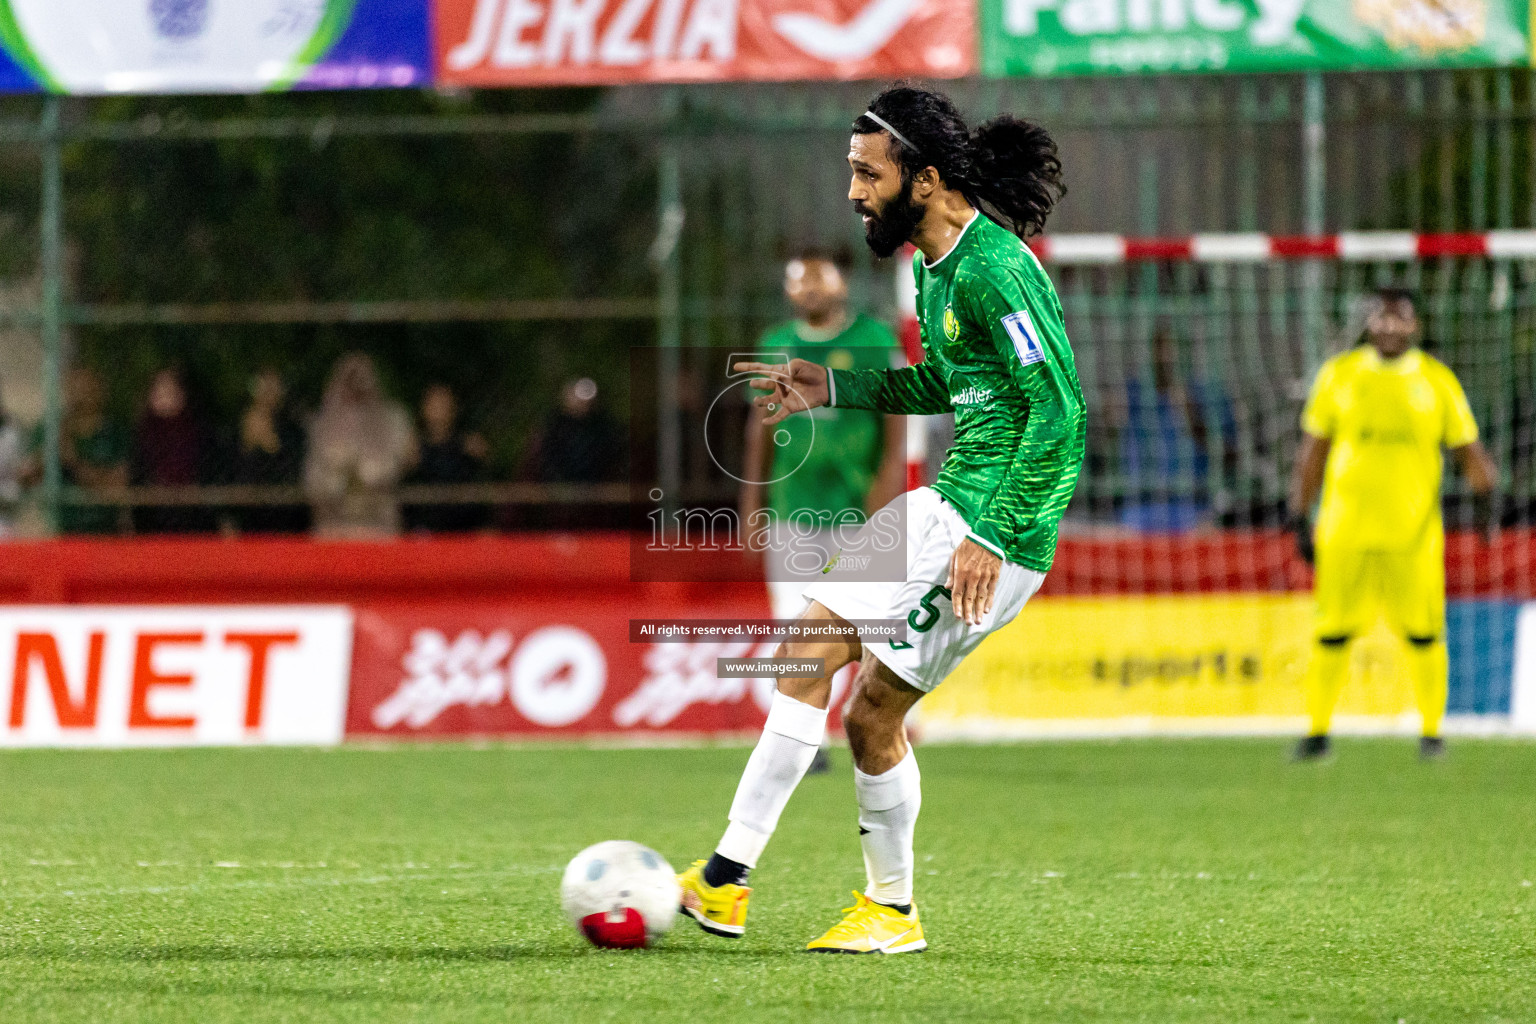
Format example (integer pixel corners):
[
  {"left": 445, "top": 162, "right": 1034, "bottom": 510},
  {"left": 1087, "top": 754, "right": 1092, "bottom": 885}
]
[
  {"left": 0, "top": 534, "right": 717, "bottom": 604},
  {"left": 2, "top": 531, "right": 1529, "bottom": 743},
  {"left": 433, "top": 0, "right": 975, "bottom": 86},
  {"left": 344, "top": 600, "right": 861, "bottom": 739},
  {"left": 1, "top": 531, "right": 1530, "bottom": 605},
  {"left": 1042, "top": 530, "right": 1536, "bottom": 599}
]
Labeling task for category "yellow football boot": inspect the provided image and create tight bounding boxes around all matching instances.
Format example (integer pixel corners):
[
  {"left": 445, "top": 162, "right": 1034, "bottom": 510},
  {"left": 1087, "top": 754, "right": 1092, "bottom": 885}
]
[
  {"left": 677, "top": 860, "right": 751, "bottom": 938},
  {"left": 805, "top": 891, "right": 926, "bottom": 954}
]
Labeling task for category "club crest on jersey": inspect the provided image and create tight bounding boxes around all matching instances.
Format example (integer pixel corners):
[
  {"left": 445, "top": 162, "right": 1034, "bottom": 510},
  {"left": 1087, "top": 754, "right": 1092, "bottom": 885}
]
[
  {"left": 1001, "top": 310, "right": 1045, "bottom": 366},
  {"left": 942, "top": 306, "right": 959, "bottom": 342}
]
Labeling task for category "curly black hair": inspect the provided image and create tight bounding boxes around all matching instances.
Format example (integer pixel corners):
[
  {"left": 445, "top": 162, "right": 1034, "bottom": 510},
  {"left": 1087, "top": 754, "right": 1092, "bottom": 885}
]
[{"left": 853, "top": 83, "right": 1065, "bottom": 239}]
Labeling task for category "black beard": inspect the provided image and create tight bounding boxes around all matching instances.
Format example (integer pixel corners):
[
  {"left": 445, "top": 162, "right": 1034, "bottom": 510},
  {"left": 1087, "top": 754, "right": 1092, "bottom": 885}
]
[{"left": 857, "top": 180, "right": 923, "bottom": 258}]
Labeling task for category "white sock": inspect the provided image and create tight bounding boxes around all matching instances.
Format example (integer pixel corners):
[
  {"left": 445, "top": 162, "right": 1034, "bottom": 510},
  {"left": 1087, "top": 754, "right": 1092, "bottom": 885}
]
[
  {"left": 715, "top": 689, "right": 829, "bottom": 868},
  {"left": 855, "top": 749, "right": 921, "bottom": 907}
]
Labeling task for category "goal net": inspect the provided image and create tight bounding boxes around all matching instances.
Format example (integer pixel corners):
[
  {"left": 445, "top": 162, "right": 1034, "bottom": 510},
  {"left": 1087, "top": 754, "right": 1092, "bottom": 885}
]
[{"left": 911, "top": 232, "right": 1536, "bottom": 737}]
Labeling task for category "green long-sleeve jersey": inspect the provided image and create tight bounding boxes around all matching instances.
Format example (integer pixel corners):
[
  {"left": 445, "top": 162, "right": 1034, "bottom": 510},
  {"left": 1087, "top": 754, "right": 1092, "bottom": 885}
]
[{"left": 828, "top": 213, "right": 1086, "bottom": 572}]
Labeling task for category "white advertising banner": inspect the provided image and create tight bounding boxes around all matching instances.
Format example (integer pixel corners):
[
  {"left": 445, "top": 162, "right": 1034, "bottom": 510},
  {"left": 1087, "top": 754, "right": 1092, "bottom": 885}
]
[
  {"left": 0, "top": 0, "right": 430, "bottom": 94},
  {"left": 0, "top": 607, "right": 354, "bottom": 747},
  {"left": 1510, "top": 603, "right": 1536, "bottom": 734}
]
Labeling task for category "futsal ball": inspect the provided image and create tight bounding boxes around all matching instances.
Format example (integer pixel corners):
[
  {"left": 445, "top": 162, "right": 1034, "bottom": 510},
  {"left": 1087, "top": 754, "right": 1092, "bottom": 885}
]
[{"left": 560, "top": 841, "right": 679, "bottom": 949}]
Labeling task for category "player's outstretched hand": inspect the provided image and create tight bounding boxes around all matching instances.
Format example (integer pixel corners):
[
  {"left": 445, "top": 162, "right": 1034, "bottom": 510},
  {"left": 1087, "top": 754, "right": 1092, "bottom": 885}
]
[
  {"left": 946, "top": 537, "right": 1002, "bottom": 627},
  {"left": 732, "top": 359, "right": 830, "bottom": 425}
]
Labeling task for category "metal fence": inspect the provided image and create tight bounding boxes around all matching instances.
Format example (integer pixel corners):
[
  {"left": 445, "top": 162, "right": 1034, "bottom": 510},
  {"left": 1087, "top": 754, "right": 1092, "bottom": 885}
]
[{"left": 0, "top": 70, "right": 1531, "bottom": 537}]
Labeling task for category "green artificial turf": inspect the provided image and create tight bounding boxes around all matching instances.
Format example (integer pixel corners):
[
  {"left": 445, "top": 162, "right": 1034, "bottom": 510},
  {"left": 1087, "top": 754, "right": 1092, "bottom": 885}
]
[{"left": 1, "top": 739, "right": 1534, "bottom": 1022}]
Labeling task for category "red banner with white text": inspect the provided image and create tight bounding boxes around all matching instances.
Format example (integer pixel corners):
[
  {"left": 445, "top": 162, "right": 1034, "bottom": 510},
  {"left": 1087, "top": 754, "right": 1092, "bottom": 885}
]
[
  {"left": 346, "top": 602, "right": 854, "bottom": 738},
  {"left": 433, "top": 0, "right": 975, "bottom": 86}
]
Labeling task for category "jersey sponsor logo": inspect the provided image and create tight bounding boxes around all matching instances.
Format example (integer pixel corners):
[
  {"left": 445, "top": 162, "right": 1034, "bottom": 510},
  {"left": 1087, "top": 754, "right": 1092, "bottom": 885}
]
[
  {"left": 942, "top": 305, "right": 959, "bottom": 342},
  {"left": 1353, "top": 426, "right": 1417, "bottom": 445},
  {"left": 1001, "top": 309, "right": 1045, "bottom": 366},
  {"left": 951, "top": 385, "right": 994, "bottom": 405}
]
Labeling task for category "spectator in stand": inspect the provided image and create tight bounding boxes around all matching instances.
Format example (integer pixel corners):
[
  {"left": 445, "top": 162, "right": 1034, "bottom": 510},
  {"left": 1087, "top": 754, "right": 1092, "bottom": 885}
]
[
  {"left": 24, "top": 365, "right": 130, "bottom": 535},
  {"left": 1114, "top": 328, "right": 1236, "bottom": 532},
  {"left": 132, "top": 364, "right": 215, "bottom": 534},
  {"left": 228, "top": 366, "right": 309, "bottom": 534},
  {"left": 403, "top": 382, "right": 490, "bottom": 533},
  {"left": 305, "top": 352, "right": 417, "bottom": 538},
  {"left": 517, "top": 377, "right": 623, "bottom": 530},
  {"left": 0, "top": 380, "right": 22, "bottom": 537},
  {"left": 529, "top": 377, "right": 622, "bottom": 483}
]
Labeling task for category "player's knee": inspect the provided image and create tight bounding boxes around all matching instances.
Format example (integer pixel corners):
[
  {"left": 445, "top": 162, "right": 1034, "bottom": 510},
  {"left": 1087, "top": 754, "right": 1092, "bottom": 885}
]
[
  {"left": 1407, "top": 634, "right": 1440, "bottom": 648},
  {"left": 843, "top": 691, "right": 899, "bottom": 759},
  {"left": 843, "top": 694, "right": 875, "bottom": 755},
  {"left": 772, "top": 646, "right": 833, "bottom": 708},
  {"left": 1317, "top": 634, "right": 1351, "bottom": 649}
]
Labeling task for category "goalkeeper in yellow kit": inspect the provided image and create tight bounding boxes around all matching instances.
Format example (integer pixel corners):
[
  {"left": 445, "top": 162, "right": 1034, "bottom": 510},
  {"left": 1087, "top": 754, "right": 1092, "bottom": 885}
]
[{"left": 1289, "top": 287, "right": 1497, "bottom": 761}]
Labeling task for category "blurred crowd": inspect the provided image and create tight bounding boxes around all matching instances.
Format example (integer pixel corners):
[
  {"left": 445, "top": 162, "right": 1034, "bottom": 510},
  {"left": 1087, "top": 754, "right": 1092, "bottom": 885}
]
[
  {"left": 0, "top": 352, "right": 624, "bottom": 538},
  {"left": 0, "top": 332, "right": 1512, "bottom": 540}
]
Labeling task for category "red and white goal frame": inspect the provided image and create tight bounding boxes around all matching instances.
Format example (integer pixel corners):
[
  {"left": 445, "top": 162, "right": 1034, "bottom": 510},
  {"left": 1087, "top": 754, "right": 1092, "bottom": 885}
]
[{"left": 1028, "top": 231, "right": 1536, "bottom": 264}]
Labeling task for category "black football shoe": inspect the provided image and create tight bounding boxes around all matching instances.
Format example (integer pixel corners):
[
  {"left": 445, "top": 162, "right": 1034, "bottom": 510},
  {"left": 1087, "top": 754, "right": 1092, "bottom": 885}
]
[
  {"left": 1292, "top": 734, "right": 1332, "bottom": 762},
  {"left": 1419, "top": 736, "right": 1446, "bottom": 761}
]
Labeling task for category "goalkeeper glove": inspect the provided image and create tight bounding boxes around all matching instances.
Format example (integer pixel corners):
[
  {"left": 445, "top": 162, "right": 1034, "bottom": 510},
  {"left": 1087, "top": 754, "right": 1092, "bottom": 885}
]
[{"left": 1288, "top": 512, "right": 1315, "bottom": 567}]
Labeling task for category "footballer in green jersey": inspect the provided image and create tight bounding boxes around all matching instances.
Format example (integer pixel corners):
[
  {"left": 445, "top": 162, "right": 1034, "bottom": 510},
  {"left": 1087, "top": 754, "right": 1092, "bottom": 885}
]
[
  {"left": 679, "top": 84, "right": 1081, "bottom": 955},
  {"left": 740, "top": 247, "right": 905, "bottom": 622},
  {"left": 741, "top": 248, "right": 906, "bottom": 777},
  {"left": 750, "top": 312, "right": 900, "bottom": 526},
  {"left": 832, "top": 212, "right": 1085, "bottom": 573}
]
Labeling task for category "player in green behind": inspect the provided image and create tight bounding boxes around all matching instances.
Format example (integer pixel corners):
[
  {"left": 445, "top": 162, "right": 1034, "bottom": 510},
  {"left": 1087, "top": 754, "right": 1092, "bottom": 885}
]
[
  {"left": 678, "top": 84, "right": 1085, "bottom": 952},
  {"left": 741, "top": 245, "right": 906, "bottom": 775}
]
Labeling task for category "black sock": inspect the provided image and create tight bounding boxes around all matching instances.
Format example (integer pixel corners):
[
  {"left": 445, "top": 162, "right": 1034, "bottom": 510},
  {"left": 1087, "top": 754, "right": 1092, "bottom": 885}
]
[
  {"left": 703, "top": 852, "right": 750, "bottom": 888},
  {"left": 875, "top": 899, "right": 913, "bottom": 915}
]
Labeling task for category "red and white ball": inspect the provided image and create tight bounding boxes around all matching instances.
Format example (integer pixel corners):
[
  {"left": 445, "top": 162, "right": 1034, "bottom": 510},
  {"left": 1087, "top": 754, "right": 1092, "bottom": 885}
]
[{"left": 560, "top": 841, "right": 679, "bottom": 949}]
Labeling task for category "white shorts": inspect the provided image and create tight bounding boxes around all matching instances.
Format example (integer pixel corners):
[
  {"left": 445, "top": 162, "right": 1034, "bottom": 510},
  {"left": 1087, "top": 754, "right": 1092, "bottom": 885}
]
[
  {"left": 803, "top": 486, "right": 1045, "bottom": 693},
  {"left": 763, "top": 523, "right": 831, "bottom": 621},
  {"left": 768, "top": 579, "right": 813, "bottom": 622}
]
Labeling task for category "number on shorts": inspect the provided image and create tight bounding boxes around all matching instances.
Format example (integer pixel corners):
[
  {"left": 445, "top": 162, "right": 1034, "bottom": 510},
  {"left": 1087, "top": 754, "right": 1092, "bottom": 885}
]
[
  {"left": 909, "top": 584, "right": 952, "bottom": 633},
  {"left": 890, "top": 584, "right": 953, "bottom": 649}
]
